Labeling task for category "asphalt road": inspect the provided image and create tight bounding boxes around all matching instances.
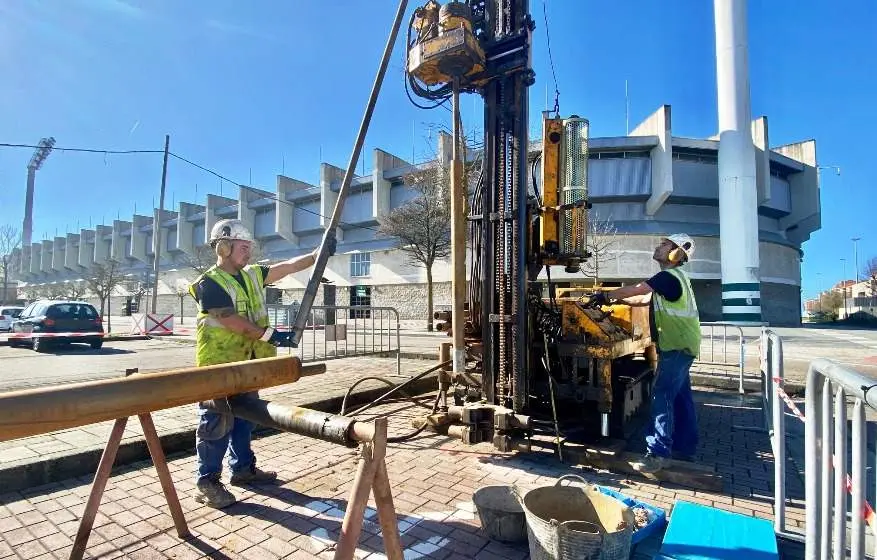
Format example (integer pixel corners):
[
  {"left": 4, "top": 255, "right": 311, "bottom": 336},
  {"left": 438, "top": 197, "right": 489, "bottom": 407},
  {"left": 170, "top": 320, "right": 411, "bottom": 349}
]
[{"left": 1, "top": 325, "right": 875, "bottom": 394}]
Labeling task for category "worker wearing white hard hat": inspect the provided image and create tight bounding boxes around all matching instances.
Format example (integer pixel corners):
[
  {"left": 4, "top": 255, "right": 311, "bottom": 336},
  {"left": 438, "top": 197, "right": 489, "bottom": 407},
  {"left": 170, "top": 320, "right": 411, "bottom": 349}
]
[
  {"left": 187, "top": 218, "right": 337, "bottom": 508},
  {"left": 591, "top": 233, "right": 701, "bottom": 474}
]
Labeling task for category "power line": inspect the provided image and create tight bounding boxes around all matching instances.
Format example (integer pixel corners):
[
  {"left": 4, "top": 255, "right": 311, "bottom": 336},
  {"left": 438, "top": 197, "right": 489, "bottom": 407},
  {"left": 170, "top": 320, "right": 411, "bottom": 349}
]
[
  {"left": 0, "top": 139, "right": 385, "bottom": 234},
  {"left": 0, "top": 142, "right": 163, "bottom": 155},
  {"left": 167, "top": 152, "right": 383, "bottom": 234}
]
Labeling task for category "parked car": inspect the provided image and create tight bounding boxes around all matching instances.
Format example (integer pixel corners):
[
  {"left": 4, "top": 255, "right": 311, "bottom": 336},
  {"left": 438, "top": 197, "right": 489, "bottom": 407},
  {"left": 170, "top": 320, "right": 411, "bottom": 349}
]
[
  {"left": 10, "top": 300, "right": 104, "bottom": 352},
  {"left": 0, "top": 306, "right": 24, "bottom": 331}
]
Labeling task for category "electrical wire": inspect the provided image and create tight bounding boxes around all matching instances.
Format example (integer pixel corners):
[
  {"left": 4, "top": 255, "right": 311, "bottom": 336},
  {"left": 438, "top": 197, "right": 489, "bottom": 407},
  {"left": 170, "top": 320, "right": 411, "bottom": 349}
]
[
  {"left": 542, "top": 0, "right": 561, "bottom": 115},
  {"left": 0, "top": 142, "right": 164, "bottom": 155}
]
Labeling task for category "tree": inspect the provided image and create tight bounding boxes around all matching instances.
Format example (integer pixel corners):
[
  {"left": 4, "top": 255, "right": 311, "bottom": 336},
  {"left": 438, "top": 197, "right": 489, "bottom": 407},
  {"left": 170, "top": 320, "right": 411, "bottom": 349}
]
[
  {"left": 378, "top": 161, "right": 452, "bottom": 332},
  {"left": 85, "top": 261, "right": 124, "bottom": 319},
  {"left": 817, "top": 290, "right": 843, "bottom": 319},
  {"left": 0, "top": 225, "right": 21, "bottom": 304},
  {"left": 579, "top": 215, "right": 618, "bottom": 286},
  {"left": 177, "top": 244, "right": 215, "bottom": 276},
  {"left": 864, "top": 256, "right": 877, "bottom": 296},
  {"left": 174, "top": 278, "right": 191, "bottom": 321}
]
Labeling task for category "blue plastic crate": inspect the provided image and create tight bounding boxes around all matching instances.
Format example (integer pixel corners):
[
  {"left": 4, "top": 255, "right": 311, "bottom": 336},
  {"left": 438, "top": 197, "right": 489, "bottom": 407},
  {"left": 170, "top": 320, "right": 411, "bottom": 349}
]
[{"left": 595, "top": 485, "right": 667, "bottom": 545}]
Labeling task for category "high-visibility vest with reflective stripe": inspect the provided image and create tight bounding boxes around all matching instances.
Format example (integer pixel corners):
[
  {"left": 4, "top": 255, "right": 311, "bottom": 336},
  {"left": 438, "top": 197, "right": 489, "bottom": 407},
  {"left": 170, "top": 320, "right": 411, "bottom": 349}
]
[
  {"left": 652, "top": 267, "right": 701, "bottom": 356},
  {"left": 189, "top": 265, "right": 276, "bottom": 367}
]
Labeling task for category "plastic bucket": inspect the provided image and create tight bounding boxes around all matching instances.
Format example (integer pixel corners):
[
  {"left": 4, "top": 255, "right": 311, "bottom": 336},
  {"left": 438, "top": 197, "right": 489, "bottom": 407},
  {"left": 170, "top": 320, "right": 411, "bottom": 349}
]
[{"left": 472, "top": 485, "right": 528, "bottom": 543}]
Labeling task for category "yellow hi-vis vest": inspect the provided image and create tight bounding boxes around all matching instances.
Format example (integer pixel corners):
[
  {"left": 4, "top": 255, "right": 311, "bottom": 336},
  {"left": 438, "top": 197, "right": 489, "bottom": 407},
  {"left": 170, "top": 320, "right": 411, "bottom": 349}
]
[
  {"left": 652, "top": 267, "right": 701, "bottom": 357},
  {"left": 189, "top": 265, "right": 276, "bottom": 367}
]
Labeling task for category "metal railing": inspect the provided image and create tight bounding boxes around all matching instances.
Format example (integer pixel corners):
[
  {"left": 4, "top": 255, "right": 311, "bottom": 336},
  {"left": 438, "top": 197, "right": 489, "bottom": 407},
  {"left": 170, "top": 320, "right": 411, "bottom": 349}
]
[
  {"left": 266, "top": 304, "right": 401, "bottom": 376},
  {"left": 693, "top": 322, "right": 748, "bottom": 394},
  {"left": 805, "top": 358, "right": 876, "bottom": 560}
]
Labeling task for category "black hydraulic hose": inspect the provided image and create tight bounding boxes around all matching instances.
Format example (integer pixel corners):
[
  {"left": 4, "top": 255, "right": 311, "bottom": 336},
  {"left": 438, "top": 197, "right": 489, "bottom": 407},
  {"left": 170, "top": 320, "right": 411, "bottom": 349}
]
[
  {"left": 346, "top": 359, "right": 451, "bottom": 417},
  {"left": 340, "top": 376, "right": 434, "bottom": 416},
  {"left": 388, "top": 391, "right": 442, "bottom": 443}
]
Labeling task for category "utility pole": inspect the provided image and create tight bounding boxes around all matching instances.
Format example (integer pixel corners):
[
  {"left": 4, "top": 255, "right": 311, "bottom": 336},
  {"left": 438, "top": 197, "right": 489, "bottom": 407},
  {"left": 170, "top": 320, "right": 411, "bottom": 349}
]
[
  {"left": 841, "top": 258, "right": 848, "bottom": 319},
  {"left": 151, "top": 135, "right": 170, "bottom": 314},
  {"left": 852, "top": 237, "right": 861, "bottom": 284}
]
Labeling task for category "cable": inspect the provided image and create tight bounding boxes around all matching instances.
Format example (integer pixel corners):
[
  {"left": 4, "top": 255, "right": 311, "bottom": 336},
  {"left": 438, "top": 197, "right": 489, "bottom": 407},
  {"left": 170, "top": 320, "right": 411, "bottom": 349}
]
[
  {"left": 167, "top": 151, "right": 384, "bottom": 234},
  {"left": 542, "top": 0, "right": 561, "bottom": 116},
  {"left": 0, "top": 143, "right": 163, "bottom": 155}
]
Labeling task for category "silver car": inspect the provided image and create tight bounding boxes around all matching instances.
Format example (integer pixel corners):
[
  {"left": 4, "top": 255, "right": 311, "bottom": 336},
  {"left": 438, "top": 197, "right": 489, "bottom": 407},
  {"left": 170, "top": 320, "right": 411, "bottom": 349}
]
[{"left": 0, "top": 306, "right": 24, "bottom": 331}]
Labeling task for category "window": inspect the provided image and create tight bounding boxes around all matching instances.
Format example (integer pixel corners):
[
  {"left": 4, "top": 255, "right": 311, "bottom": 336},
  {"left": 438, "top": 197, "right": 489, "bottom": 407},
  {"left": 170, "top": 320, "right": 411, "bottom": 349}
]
[{"left": 350, "top": 252, "right": 371, "bottom": 277}]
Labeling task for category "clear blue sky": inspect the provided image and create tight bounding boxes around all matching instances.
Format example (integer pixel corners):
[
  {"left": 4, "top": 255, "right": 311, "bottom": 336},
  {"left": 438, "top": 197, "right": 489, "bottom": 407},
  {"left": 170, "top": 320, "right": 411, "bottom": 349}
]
[{"left": 0, "top": 0, "right": 873, "bottom": 303}]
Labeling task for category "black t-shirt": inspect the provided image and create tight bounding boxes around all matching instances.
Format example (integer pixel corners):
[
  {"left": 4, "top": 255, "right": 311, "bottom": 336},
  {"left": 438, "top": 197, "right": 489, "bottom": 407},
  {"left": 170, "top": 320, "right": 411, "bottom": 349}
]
[
  {"left": 645, "top": 270, "right": 683, "bottom": 347},
  {"left": 194, "top": 266, "right": 271, "bottom": 313}
]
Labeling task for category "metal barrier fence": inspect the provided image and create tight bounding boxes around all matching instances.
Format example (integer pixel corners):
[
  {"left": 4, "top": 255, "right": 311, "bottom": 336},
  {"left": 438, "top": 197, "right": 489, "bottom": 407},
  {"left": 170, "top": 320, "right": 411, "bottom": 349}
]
[
  {"left": 694, "top": 322, "right": 748, "bottom": 394},
  {"left": 805, "top": 358, "right": 876, "bottom": 560},
  {"left": 758, "top": 327, "right": 877, "bottom": 558},
  {"left": 266, "top": 304, "right": 401, "bottom": 375}
]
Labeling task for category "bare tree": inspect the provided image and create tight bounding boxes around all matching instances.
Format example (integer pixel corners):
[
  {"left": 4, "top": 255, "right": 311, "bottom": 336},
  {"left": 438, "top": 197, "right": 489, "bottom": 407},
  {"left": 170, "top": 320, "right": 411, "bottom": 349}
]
[
  {"left": 864, "top": 256, "right": 877, "bottom": 296},
  {"left": 177, "top": 244, "right": 215, "bottom": 276},
  {"left": 85, "top": 261, "right": 124, "bottom": 319},
  {"left": 379, "top": 162, "right": 452, "bottom": 332},
  {"left": 579, "top": 215, "right": 618, "bottom": 286},
  {"left": 63, "top": 280, "right": 88, "bottom": 300},
  {"left": 0, "top": 225, "right": 21, "bottom": 304},
  {"left": 817, "top": 290, "right": 843, "bottom": 319},
  {"left": 174, "top": 278, "right": 191, "bottom": 321},
  {"left": 20, "top": 283, "right": 45, "bottom": 302}
]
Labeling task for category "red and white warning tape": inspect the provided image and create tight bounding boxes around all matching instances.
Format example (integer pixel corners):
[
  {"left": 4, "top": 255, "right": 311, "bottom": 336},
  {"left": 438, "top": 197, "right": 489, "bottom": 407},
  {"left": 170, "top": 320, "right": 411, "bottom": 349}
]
[
  {"left": 771, "top": 375, "right": 876, "bottom": 529},
  {"left": 1, "top": 331, "right": 105, "bottom": 339}
]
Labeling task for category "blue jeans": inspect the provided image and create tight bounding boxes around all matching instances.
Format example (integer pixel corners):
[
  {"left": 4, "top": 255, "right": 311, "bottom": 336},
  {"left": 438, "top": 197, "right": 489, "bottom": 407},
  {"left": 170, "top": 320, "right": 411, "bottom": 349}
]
[
  {"left": 645, "top": 350, "right": 698, "bottom": 458},
  {"left": 196, "top": 397, "right": 256, "bottom": 483}
]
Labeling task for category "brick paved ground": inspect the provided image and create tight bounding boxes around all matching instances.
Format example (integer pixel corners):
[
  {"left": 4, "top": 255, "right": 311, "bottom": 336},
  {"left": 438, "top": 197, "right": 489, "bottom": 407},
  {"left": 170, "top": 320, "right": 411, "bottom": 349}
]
[{"left": 0, "top": 388, "right": 809, "bottom": 559}]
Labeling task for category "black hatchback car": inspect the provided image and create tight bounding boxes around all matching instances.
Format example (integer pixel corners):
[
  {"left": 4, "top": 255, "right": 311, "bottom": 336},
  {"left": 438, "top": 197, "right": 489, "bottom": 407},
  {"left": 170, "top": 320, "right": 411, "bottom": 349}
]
[{"left": 10, "top": 300, "right": 104, "bottom": 352}]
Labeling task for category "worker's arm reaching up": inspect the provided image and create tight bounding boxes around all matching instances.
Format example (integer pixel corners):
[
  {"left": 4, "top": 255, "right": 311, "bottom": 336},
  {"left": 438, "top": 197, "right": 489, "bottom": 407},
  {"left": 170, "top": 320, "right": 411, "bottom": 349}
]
[{"left": 264, "top": 236, "right": 337, "bottom": 285}]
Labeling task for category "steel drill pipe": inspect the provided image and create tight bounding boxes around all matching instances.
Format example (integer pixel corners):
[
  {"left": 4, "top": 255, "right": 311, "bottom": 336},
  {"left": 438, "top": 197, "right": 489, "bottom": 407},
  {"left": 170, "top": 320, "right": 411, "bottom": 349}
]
[
  {"left": 0, "top": 356, "right": 325, "bottom": 442},
  {"left": 202, "top": 397, "right": 368, "bottom": 447}
]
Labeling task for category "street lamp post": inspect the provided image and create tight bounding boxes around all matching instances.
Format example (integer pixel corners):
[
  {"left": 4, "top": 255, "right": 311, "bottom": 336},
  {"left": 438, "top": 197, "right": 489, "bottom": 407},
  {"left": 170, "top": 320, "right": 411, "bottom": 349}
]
[
  {"left": 841, "top": 258, "right": 848, "bottom": 319},
  {"left": 852, "top": 237, "right": 861, "bottom": 283}
]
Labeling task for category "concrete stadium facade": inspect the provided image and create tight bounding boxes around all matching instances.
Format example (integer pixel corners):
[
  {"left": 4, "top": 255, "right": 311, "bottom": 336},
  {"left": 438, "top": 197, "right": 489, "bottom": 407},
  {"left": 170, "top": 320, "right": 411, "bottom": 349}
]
[{"left": 13, "top": 104, "right": 819, "bottom": 326}]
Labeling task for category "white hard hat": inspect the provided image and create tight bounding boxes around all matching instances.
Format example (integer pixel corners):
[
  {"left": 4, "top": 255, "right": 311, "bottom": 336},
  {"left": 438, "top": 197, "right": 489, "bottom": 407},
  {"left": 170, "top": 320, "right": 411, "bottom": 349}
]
[
  {"left": 665, "top": 233, "right": 695, "bottom": 260},
  {"left": 210, "top": 219, "right": 253, "bottom": 244}
]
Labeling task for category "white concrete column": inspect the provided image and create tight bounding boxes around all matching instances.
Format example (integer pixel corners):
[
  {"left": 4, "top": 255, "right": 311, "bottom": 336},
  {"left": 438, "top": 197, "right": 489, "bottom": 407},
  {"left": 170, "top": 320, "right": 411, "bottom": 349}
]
[
  {"left": 277, "top": 175, "right": 313, "bottom": 245},
  {"left": 79, "top": 229, "right": 95, "bottom": 269},
  {"left": 630, "top": 105, "right": 673, "bottom": 215},
  {"left": 65, "top": 233, "right": 80, "bottom": 270},
  {"left": 40, "top": 240, "right": 52, "bottom": 273},
  {"left": 52, "top": 237, "right": 65, "bottom": 272},
  {"left": 130, "top": 215, "right": 151, "bottom": 263},
  {"left": 111, "top": 220, "right": 131, "bottom": 262},
  {"left": 177, "top": 202, "right": 204, "bottom": 255},
  {"left": 320, "top": 163, "right": 345, "bottom": 242},
  {"left": 29, "top": 243, "right": 40, "bottom": 276},
  {"left": 715, "top": 0, "right": 761, "bottom": 323}
]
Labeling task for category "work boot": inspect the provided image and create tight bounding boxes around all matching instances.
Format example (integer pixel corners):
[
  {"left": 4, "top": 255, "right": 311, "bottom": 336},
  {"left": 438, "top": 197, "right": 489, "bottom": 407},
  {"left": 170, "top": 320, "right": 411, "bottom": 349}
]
[
  {"left": 195, "top": 475, "right": 237, "bottom": 509},
  {"left": 672, "top": 452, "right": 696, "bottom": 463},
  {"left": 632, "top": 452, "right": 667, "bottom": 474},
  {"left": 230, "top": 465, "right": 278, "bottom": 486}
]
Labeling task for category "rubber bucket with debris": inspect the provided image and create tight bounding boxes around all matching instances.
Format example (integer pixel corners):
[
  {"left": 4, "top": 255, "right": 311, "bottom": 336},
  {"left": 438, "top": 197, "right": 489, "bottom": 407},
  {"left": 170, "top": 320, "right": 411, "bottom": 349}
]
[
  {"left": 472, "top": 485, "right": 528, "bottom": 543},
  {"left": 519, "top": 475, "right": 635, "bottom": 560}
]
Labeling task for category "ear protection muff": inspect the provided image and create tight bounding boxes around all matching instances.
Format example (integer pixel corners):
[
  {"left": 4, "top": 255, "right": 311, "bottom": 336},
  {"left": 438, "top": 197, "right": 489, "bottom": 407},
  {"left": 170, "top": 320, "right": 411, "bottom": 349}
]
[
  {"left": 214, "top": 240, "right": 232, "bottom": 258},
  {"left": 669, "top": 242, "right": 691, "bottom": 265}
]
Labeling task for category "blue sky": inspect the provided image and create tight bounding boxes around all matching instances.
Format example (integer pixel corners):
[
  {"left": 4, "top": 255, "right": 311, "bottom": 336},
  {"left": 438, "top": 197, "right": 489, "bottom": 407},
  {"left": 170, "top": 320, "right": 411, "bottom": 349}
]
[{"left": 0, "top": 0, "right": 874, "bottom": 302}]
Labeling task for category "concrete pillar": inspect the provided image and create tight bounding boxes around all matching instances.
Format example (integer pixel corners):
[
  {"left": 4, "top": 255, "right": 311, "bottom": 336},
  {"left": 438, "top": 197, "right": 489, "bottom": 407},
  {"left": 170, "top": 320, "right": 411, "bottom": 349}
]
[
  {"left": 28, "top": 244, "right": 40, "bottom": 276},
  {"left": 65, "top": 233, "right": 80, "bottom": 270},
  {"left": 111, "top": 220, "right": 131, "bottom": 262},
  {"left": 205, "top": 194, "right": 237, "bottom": 244},
  {"left": 715, "top": 0, "right": 761, "bottom": 323},
  {"left": 277, "top": 175, "right": 314, "bottom": 245},
  {"left": 94, "top": 225, "right": 112, "bottom": 264},
  {"left": 151, "top": 209, "right": 177, "bottom": 261},
  {"left": 19, "top": 245, "right": 31, "bottom": 280},
  {"left": 177, "top": 202, "right": 204, "bottom": 255},
  {"left": 751, "top": 116, "right": 770, "bottom": 205},
  {"left": 373, "top": 149, "right": 408, "bottom": 219},
  {"left": 320, "top": 163, "right": 345, "bottom": 242},
  {"left": 130, "top": 215, "right": 151, "bottom": 263},
  {"left": 630, "top": 105, "right": 673, "bottom": 216},
  {"left": 52, "top": 237, "right": 66, "bottom": 272},
  {"left": 40, "top": 240, "right": 52, "bottom": 273},
  {"left": 79, "top": 229, "right": 95, "bottom": 269}
]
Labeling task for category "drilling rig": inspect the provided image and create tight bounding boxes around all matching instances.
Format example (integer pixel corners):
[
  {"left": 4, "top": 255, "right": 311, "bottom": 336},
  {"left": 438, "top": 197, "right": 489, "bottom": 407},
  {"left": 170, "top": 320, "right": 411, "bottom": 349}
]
[{"left": 405, "top": 0, "right": 657, "bottom": 453}]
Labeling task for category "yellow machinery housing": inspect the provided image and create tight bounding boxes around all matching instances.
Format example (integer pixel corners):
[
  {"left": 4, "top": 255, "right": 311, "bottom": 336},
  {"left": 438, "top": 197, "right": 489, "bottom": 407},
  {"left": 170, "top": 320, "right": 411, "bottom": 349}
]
[{"left": 407, "top": 1, "right": 486, "bottom": 85}]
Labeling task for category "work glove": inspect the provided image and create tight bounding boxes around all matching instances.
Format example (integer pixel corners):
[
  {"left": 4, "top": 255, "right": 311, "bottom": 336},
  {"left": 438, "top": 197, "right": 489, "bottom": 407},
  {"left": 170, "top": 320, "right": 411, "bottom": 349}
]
[
  {"left": 590, "top": 292, "right": 609, "bottom": 307},
  {"left": 261, "top": 327, "right": 296, "bottom": 347}
]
